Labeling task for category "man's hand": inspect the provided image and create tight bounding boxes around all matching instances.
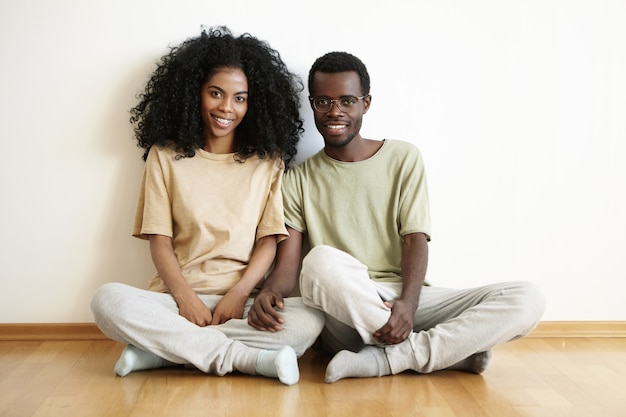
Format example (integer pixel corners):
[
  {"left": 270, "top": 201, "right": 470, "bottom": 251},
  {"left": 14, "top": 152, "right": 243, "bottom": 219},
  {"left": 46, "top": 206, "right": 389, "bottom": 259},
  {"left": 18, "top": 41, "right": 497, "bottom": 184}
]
[
  {"left": 373, "top": 299, "right": 415, "bottom": 345},
  {"left": 247, "top": 227, "right": 303, "bottom": 332},
  {"left": 373, "top": 232, "right": 427, "bottom": 344},
  {"left": 248, "top": 290, "right": 286, "bottom": 331}
]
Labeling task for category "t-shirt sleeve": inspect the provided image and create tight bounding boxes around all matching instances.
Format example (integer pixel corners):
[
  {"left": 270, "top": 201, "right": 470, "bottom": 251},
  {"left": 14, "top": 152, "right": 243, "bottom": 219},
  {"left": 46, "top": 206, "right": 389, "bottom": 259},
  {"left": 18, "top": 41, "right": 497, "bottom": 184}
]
[
  {"left": 398, "top": 146, "right": 432, "bottom": 241},
  {"left": 281, "top": 165, "right": 307, "bottom": 233},
  {"left": 132, "top": 147, "right": 173, "bottom": 240},
  {"left": 256, "top": 160, "right": 289, "bottom": 243}
]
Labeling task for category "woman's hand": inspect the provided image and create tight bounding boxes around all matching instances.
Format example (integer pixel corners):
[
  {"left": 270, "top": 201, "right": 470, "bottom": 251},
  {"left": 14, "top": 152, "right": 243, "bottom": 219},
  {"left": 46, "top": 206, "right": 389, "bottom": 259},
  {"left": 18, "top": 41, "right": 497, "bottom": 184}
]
[
  {"left": 211, "top": 288, "right": 248, "bottom": 325},
  {"left": 175, "top": 292, "right": 214, "bottom": 327}
]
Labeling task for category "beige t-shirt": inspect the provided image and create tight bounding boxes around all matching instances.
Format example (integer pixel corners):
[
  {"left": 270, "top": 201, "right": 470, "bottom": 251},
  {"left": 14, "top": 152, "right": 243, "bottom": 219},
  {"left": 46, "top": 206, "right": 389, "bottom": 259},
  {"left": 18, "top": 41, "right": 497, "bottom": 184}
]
[
  {"left": 282, "top": 139, "right": 431, "bottom": 282},
  {"left": 133, "top": 145, "right": 288, "bottom": 294}
]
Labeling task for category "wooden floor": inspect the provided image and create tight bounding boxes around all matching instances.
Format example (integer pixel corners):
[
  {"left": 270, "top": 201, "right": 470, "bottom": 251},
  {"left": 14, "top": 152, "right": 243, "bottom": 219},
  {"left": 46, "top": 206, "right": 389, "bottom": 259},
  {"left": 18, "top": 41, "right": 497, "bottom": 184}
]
[{"left": 1, "top": 337, "right": 625, "bottom": 417}]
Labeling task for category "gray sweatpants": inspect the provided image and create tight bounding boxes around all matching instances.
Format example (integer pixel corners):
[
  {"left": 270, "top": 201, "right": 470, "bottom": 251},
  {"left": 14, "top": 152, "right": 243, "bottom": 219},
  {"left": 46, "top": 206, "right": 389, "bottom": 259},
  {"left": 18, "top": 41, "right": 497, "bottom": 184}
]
[
  {"left": 299, "top": 245, "right": 546, "bottom": 374},
  {"left": 91, "top": 283, "right": 325, "bottom": 375}
]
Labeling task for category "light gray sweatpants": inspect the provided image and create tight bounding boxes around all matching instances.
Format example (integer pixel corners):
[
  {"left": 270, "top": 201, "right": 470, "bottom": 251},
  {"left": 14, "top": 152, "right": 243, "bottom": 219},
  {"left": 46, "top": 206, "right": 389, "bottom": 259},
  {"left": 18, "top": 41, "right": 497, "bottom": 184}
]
[
  {"left": 299, "top": 245, "right": 546, "bottom": 374},
  {"left": 91, "top": 283, "right": 325, "bottom": 375}
]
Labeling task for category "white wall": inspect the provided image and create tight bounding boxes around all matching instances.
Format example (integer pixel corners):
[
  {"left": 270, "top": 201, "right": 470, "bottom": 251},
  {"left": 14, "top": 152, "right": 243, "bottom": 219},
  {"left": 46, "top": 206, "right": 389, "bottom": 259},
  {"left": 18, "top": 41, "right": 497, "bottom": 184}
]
[{"left": 1, "top": 0, "right": 624, "bottom": 323}]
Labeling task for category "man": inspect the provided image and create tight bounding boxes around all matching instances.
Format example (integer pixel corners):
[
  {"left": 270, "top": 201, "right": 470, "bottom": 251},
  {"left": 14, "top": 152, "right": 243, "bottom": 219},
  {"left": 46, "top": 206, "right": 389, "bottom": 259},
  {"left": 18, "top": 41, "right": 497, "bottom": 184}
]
[{"left": 248, "top": 51, "right": 546, "bottom": 383}]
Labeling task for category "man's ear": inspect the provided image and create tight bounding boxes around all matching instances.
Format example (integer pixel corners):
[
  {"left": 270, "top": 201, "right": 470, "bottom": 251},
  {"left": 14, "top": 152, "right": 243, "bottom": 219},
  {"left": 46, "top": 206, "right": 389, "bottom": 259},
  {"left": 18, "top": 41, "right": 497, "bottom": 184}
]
[{"left": 362, "top": 94, "right": 372, "bottom": 114}]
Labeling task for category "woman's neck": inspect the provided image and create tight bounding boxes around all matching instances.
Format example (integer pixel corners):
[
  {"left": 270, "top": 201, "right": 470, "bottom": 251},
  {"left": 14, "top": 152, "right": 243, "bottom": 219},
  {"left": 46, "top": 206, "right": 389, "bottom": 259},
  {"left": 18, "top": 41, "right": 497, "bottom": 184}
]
[{"left": 203, "top": 136, "right": 235, "bottom": 154}]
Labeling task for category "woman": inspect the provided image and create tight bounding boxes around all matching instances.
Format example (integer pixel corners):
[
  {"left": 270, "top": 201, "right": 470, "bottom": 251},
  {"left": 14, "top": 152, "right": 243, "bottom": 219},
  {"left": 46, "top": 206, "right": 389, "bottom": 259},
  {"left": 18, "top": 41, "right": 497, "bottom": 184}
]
[{"left": 91, "top": 27, "right": 324, "bottom": 385}]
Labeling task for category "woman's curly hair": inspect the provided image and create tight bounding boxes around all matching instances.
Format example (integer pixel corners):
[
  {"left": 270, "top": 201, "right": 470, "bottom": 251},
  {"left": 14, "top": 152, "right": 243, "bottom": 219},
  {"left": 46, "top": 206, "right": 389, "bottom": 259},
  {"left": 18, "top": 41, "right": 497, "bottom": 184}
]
[{"left": 130, "top": 26, "right": 304, "bottom": 166}]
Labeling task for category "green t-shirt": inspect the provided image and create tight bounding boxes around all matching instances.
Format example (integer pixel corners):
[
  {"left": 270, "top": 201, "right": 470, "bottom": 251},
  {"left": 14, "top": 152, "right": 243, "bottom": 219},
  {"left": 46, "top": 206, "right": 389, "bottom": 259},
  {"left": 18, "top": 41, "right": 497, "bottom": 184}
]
[{"left": 283, "top": 139, "right": 431, "bottom": 282}]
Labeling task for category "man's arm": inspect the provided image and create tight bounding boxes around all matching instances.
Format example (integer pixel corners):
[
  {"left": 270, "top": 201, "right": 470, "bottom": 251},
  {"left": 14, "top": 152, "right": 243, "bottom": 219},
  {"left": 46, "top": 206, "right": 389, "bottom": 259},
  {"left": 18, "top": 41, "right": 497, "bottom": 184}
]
[
  {"left": 373, "top": 232, "right": 428, "bottom": 344},
  {"left": 248, "top": 226, "right": 303, "bottom": 331}
]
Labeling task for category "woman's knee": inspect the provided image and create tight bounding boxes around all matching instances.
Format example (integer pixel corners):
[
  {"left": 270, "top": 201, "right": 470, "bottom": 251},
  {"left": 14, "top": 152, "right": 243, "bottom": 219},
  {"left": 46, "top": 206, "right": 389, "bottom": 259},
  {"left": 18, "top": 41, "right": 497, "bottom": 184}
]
[
  {"left": 90, "top": 282, "right": 132, "bottom": 319},
  {"left": 283, "top": 298, "right": 325, "bottom": 329},
  {"left": 281, "top": 298, "right": 325, "bottom": 354}
]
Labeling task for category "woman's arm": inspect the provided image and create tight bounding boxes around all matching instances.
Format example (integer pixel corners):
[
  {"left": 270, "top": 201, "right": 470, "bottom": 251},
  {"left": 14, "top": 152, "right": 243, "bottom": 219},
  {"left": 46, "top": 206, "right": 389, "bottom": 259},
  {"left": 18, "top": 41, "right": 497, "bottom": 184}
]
[
  {"left": 247, "top": 227, "right": 302, "bottom": 331},
  {"left": 211, "top": 234, "right": 278, "bottom": 325},
  {"left": 149, "top": 234, "right": 214, "bottom": 326}
]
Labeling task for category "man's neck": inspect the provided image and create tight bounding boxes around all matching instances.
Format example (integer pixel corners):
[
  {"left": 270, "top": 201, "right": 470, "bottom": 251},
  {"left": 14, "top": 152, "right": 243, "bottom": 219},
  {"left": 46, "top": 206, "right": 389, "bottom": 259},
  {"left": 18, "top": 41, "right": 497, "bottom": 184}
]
[{"left": 324, "top": 138, "right": 383, "bottom": 162}]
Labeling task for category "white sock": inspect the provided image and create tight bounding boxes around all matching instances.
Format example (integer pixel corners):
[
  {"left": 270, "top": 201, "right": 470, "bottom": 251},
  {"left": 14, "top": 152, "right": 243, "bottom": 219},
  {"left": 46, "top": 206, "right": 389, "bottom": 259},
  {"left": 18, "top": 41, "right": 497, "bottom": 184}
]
[
  {"left": 325, "top": 346, "right": 391, "bottom": 383},
  {"left": 114, "top": 345, "right": 173, "bottom": 377},
  {"left": 255, "top": 346, "right": 299, "bottom": 385},
  {"left": 448, "top": 350, "right": 493, "bottom": 374}
]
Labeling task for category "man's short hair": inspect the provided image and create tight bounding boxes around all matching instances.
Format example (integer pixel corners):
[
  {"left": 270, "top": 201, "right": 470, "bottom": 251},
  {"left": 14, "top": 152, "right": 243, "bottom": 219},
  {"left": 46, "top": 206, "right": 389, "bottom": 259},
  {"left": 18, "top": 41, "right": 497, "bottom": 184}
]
[{"left": 308, "top": 52, "right": 370, "bottom": 96}]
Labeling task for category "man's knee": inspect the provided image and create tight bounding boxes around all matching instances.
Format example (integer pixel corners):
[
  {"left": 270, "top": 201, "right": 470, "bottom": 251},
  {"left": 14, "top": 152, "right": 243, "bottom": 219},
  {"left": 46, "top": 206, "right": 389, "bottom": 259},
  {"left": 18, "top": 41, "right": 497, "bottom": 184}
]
[
  {"left": 499, "top": 281, "right": 546, "bottom": 337},
  {"left": 301, "top": 244, "right": 361, "bottom": 285},
  {"left": 302, "top": 245, "right": 340, "bottom": 274},
  {"left": 515, "top": 281, "right": 547, "bottom": 323},
  {"left": 300, "top": 245, "right": 340, "bottom": 292}
]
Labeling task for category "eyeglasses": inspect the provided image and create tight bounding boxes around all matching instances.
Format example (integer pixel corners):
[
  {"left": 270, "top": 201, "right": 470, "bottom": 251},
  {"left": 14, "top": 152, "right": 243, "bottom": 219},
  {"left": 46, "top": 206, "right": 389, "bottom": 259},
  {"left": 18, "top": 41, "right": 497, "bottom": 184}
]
[{"left": 309, "top": 95, "right": 369, "bottom": 113}]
